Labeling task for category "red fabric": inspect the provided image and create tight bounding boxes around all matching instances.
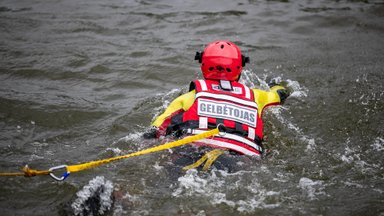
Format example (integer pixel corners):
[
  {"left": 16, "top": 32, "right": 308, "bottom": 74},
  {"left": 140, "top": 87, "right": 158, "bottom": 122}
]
[
  {"left": 175, "top": 80, "right": 262, "bottom": 155},
  {"left": 158, "top": 109, "right": 184, "bottom": 137}
]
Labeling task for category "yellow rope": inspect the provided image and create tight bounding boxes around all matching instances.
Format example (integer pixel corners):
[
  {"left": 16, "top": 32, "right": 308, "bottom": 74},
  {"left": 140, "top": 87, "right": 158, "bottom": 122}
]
[
  {"left": 67, "top": 128, "right": 219, "bottom": 173},
  {"left": 182, "top": 149, "right": 225, "bottom": 171},
  {"left": 0, "top": 128, "right": 220, "bottom": 178},
  {"left": 0, "top": 165, "right": 51, "bottom": 177},
  {"left": 0, "top": 172, "right": 24, "bottom": 177}
]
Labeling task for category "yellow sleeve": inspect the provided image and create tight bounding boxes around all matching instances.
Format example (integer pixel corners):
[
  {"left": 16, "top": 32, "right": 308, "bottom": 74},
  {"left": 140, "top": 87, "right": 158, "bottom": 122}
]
[
  {"left": 152, "top": 90, "right": 196, "bottom": 127},
  {"left": 253, "top": 85, "right": 285, "bottom": 115}
]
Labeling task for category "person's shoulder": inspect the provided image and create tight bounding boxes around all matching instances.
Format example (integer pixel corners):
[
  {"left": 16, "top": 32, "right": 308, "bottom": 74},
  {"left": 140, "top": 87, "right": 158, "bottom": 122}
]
[
  {"left": 251, "top": 88, "right": 269, "bottom": 96},
  {"left": 252, "top": 88, "right": 281, "bottom": 104},
  {"left": 183, "top": 89, "right": 196, "bottom": 97}
]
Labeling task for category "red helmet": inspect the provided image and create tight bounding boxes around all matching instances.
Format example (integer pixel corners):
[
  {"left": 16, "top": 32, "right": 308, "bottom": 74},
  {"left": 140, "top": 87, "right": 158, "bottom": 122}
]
[{"left": 195, "top": 40, "right": 249, "bottom": 81}]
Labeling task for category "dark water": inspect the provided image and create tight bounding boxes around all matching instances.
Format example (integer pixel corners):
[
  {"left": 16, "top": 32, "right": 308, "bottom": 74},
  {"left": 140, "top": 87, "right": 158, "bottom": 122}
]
[{"left": 1, "top": 0, "right": 383, "bottom": 215}]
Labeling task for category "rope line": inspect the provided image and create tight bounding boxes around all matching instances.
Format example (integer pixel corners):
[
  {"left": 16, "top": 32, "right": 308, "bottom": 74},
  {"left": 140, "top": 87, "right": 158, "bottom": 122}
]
[
  {"left": 0, "top": 165, "right": 51, "bottom": 177},
  {"left": 182, "top": 149, "right": 225, "bottom": 171},
  {"left": 0, "top": 128, "right": 220, "bottom": 180}
]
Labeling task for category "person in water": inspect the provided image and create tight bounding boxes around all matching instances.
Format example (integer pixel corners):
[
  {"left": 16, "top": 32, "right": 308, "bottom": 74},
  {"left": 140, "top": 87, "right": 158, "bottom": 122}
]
[{"left": 144, "top": 40, "right": 291, "bottom": 172}]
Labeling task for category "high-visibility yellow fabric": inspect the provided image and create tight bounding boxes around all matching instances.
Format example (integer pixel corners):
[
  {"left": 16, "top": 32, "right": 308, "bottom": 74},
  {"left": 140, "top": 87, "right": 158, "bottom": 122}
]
[
  {"left": 152, "top": 90, "right": 196, "bottom": 127},
  {"left": 182, "top": 149, "right": 225, "bottom": 171},
  {"left": 152, "top": 85, "right": 285, "bottom": 127}
]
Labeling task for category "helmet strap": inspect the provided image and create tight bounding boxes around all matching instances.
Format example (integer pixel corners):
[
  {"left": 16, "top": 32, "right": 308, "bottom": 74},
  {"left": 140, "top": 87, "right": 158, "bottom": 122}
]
[
  {"left": 219, "top": 80, "right": 233, "bottom": 91},
  {"left": 242, "top": 55, "right": 250, "bottom": 67},
  {"left": 195, "top": 52, "right": 203, "bottom": 63}
]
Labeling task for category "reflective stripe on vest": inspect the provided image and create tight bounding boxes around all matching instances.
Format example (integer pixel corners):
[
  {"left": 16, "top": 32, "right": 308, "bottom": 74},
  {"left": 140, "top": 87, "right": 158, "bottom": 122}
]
[
  {"left": 187, "top": 129, "right": 262, "bottom": 153},
  {"left": 198, "top": 80, "right": 208, "bottom": 91},
  {"left": 197, "top": 139, "right": 260, "bottom": 157},
  {"left": 248, "top": 127, "right": 256, "bottom": 140},
  {"left": 244, "top": 85, "right": 251, "bottom": 100},
  {"left": 195, "top": 92, "right": 257, "bottom": 109},
  {"left": 172, "top": 79, "right": 263, "bottom": 155},
  {"left": 199, "top": 117, "right": 208, "bottom": 129},
  {"left": 196, "top": 93, "right": 258, "bottom": 128},
  {"left": 195, "top": 80, "right": 259, "bottom": 140}
]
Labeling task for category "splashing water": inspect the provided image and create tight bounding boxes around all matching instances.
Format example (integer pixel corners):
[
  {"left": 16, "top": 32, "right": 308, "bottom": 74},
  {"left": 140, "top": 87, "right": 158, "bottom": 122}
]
[
  {"left": 241, "top": 69, "right": 313, "bottom": 153},
  {"left": 71, "top": 176, "right": 114, "bottom": 216},
  {"left": 0, "top": 0, "right": 383, "bottom": 215},
  {"left": 172, "top": 169, "right": 283, "bottom": 213},
  {"left": 105, "top": 68, "right": 312, "bottom": 214},
  {"left": 298, "top": 177, "right": 326, "bottom": 201},
  {"left": 149, "top": 69, "right": 312, "bottom": 213},
  {"left": 240, "top": 69, "right": 270, "bottom": 90},
  {"left": 151, "top": 87, "right": 186, "bottom": 122},
  {"left": 371, "top": 137, "right": 384, "bottom": 152},
  {"left": 241, "top": 69, "right": 308, "bottom": 98}
]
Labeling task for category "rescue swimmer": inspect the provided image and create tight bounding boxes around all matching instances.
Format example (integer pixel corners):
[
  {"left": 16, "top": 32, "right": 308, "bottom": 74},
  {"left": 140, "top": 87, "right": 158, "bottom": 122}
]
[{"left": 144, "top": 40, "right": 291, "bottom": 171}]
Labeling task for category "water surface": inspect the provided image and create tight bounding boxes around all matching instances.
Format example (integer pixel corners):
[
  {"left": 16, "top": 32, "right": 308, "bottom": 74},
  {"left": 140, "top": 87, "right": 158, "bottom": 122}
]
[{"left": 0, "top": 0, "right": 383, "bottom": 215}]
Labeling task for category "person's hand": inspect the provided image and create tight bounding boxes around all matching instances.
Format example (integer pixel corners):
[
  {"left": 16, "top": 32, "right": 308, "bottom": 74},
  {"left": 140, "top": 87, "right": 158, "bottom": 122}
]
[{"left": 268, "top": 78, "right": 293, "bottom": 103}]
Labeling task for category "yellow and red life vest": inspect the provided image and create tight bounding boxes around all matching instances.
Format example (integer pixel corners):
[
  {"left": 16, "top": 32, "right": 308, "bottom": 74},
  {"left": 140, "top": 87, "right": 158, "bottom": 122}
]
[{"left": 166, "top": 80, "right": 264, "bottom": 156}]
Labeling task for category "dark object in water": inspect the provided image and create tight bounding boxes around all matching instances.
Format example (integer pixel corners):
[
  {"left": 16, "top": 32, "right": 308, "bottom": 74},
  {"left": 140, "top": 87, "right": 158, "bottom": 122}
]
[{"left": 63, "top": 176, "right": 114, "bottom": 216}]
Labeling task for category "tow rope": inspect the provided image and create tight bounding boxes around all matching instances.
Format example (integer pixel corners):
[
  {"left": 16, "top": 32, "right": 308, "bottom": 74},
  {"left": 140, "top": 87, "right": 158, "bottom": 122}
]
[
  {"left": 0, "top": 127, "right": 220, "bottom": 181},
  {"left": 182, "top": 149, "right": 225, "bottom": 171}
]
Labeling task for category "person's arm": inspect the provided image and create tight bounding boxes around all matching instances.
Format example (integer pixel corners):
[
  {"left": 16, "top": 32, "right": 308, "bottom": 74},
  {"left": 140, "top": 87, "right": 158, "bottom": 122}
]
[
  {"left": 268, "top": 80, "right": 291, "bottom": 104},
  {"left": 253, "top": 84, "right": 291, "bottom": 114},
  {"left": 143, "top": 90, "right": 196, "bottom": 138}
]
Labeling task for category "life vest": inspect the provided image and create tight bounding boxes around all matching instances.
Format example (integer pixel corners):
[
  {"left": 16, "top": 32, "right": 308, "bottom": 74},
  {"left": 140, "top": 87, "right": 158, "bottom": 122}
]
[{"left": 166, "top": 79, "right": 263, "bottom": 156}]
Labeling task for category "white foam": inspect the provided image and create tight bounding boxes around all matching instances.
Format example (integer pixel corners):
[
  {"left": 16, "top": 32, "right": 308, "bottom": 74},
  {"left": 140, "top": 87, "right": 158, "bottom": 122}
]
[
  {"left": 105, "top": 147, "right": 123, "bottom": 155},
  {"left": 241, "top": 69, "right": 309, "bottom": 99},
  {"left": 340, "top": 142, "right": 359, "bottom": 164},
  {"left": 112, "top": 204, "right": 127, "bottom": 216},
  {"left": 112, "top": 190, "right": 141, "bottom": 216},
  {"left": 29, "top": 154, "right": 44, "bottom": 160},
  {"left": 116, "top": 132, "right": 144, "bottom": 143},
  {"left": 195, "top": 210, "right": 206, "bottom": 216},
  {"left": 286, "top": 79, "right": 308, "bottom": 98},
  {"left": 152, "top": 87, "right": 185, "bottom": 121},
  {"left": 298, "top": 177, "right": 325, "bottom": 200},
  {"left": 270, "top": 106, "right": 302, "bottom": 133},
  {"left": 371, "top": 137, "right": 384, "bottom": 152},
  {"left": 172, "top": 169, "right": 210, "bottom": 196},
  {"left": 343, "top": 181, "right": 365, "bottom": 188},
  {"left": 341, "top": 155, "right": 354, "bottom": 163},
  {"left": 373, "top": 188, "right": 384, "bottom": 194},
  {"left": 71, "top": 176, "right": 114, "bottom": 216},
  {"left": 153, "top": 161, "right": 164, "bottom": 172},
  {"left": 172, "top": 169, "right": 282, "bottom": 212},
  {"left": 303, "top": 137, "right": 316, "bottom": 152},
  {"left": 338, "top": 138, "right": 382, "bottom": 175},
  {"left": 240, "top": 69, "right": 269, "bottom": 90},
  {"left": 31, "top": 141, "right": 48, "bottom": 147},
  {"left": 269, "top": 104, "right": 317, "bottom": 152}
]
